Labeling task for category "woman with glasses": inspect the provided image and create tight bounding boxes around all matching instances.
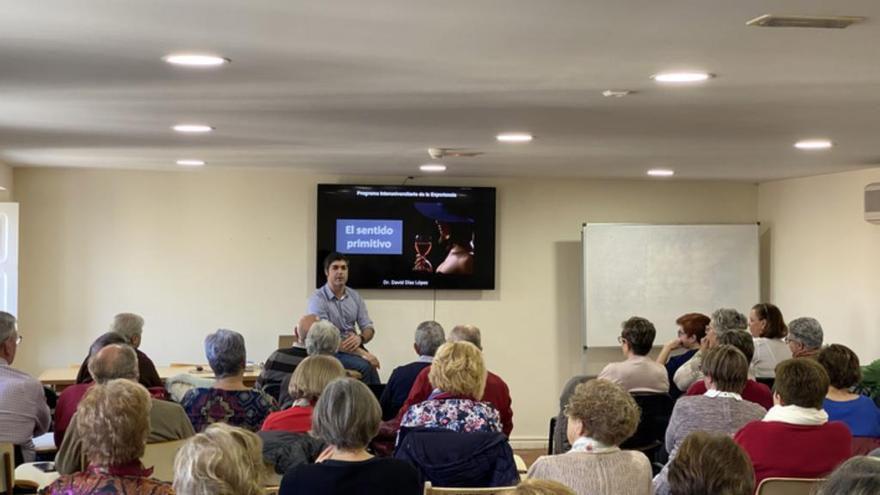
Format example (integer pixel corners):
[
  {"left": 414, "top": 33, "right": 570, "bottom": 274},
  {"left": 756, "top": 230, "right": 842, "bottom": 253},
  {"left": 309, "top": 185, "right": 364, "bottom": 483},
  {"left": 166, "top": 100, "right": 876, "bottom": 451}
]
[
  {"left": 656, "top": 313, "right": 709, "bottom": 399},
  {"left": 598, "top": 317, "right": 668, "bottom": 394}
]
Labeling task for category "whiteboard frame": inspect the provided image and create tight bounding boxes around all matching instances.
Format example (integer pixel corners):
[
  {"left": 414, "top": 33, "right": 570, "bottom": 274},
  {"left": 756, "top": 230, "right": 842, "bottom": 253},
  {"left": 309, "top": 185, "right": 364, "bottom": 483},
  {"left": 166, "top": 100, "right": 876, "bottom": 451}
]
[{"left": 581, "top": 222, "right": 760, "bottom": 348}]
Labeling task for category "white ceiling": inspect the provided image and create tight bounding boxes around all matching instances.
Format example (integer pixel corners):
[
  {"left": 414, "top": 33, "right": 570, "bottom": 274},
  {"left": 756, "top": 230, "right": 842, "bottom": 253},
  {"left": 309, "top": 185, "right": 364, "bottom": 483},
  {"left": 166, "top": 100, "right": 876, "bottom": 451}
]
[{"left": 1, "top": 0, "right": 879, "bottom": 181}]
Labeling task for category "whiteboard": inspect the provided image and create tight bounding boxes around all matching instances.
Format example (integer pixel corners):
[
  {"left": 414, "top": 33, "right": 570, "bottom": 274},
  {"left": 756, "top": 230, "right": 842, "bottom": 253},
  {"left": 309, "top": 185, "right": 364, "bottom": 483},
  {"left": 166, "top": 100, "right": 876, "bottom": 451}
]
[{"left": 582, "top": 223, "right": 759, "bottom": 347}]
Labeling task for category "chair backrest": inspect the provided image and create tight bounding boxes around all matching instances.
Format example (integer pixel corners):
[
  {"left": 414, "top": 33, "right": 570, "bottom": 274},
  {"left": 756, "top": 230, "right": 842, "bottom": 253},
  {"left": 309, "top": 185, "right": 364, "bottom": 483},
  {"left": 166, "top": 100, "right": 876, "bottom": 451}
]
[
  {"left": 0, "top": 443, "right": 13, "bottom": 495},
  {"left": 756, "top": 477, "right": 824, "bottom": 495},
  {"left": 140, "top": 439, "right": 189, "bottom": 482},
  {"left": 424, "top": 481, "right": 517, "bottom": 494},
  {"left": 620, "top": 392, "right": 674, "bottom": 451}
]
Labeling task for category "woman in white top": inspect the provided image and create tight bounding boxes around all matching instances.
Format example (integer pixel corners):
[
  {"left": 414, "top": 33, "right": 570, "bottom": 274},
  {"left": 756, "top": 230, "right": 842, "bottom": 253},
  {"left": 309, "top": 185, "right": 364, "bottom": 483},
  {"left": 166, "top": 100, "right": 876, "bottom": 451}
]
[{"left": 748, "top": 303, "right": 791, "bottom": 379}]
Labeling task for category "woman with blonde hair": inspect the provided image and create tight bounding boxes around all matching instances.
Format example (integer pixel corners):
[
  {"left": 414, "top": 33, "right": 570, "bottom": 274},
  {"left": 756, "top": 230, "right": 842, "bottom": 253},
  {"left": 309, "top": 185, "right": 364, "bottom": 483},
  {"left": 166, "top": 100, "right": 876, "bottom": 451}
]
[
  {"left": 528, "top": 379, "right": 651, "bottom": 495},
  {"left": 261, "top": 355, "right": 346, "bottom": 433},
  {"left": 173, "top": 423, "right": 265, "bottom": 495},
  {"left": 42, "top": 379, "right": 173, "bottom": 494},
  {"left": 400, "top": 341, "right": 501, "bottom": 433}
]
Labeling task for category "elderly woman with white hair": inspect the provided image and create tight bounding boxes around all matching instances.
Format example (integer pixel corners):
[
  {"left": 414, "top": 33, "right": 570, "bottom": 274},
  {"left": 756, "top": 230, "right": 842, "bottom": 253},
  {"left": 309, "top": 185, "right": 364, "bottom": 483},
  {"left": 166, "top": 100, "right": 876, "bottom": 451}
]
[
  {"left": 181, "top": 329, "right": 278, "bottom": 432},
  {"left": 173, "top": 423, "right": 265, "bottom": 495},
  {"left": 279, "top": 378, "right": 421, "bottom": 495},
  {"left": 673, "top": 308, "right": 748, "bottom": 392}
]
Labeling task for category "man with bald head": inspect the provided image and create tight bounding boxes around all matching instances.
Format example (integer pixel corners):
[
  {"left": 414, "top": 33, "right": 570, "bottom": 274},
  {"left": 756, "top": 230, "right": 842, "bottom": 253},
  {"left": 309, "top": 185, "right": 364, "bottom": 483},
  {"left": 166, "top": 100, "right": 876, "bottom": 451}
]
[
  {"left": 56, "top": 344, "right": 194, "bottom": 474},
  {"left": 394, "top": 324, "right": 514, "bottom": 436},
  {"left": 257, "top": 314, "right": 319, "bottom": 400}
]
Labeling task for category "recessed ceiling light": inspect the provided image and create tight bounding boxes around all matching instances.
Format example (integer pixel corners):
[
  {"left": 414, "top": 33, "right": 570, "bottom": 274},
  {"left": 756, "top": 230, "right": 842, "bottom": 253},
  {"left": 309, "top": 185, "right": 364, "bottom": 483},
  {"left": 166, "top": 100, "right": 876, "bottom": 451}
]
[
  {"left": 496, "top": 133, "right": 533, "bottom": 143},
  {"left": 420, "top": 164, "right": 446, "bottom": 172},
  {"left": 794, "top": 139, "right": 833, "bottom": 150},
  {"left": 651, "top": 72, "right": 714, "bottom": 83},
  {"left": 176, "top": 159, "right": 206, "bottom": 166},
  {"left": 647, "top": 169, "right": 675, "bottom": 177},
  {"left": 172, "top": 124, "right": 214, "bottom": 133},
  {"left": 163, "top": 54, "right": 230, "bottom": 67}
]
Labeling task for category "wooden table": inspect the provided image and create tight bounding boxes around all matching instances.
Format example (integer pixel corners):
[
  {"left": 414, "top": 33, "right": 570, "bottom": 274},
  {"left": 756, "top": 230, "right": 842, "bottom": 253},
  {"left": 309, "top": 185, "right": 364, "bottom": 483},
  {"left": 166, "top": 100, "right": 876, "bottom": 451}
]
[{"left": 39, "top": 365, "right": 260, "bottom": 392}]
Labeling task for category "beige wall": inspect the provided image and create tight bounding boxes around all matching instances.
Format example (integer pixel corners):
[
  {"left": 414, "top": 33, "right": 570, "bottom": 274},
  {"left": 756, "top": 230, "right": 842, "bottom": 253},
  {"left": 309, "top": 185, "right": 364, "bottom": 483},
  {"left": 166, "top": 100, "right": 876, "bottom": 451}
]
[
  {"left": 758, "top": 168, "right": 880, "bottom": 364},
  {"left": 0, "top": 161, "right": 13, "bottom": 201},
  {"left": 13, "top": 167, "right": 757, "bottom": 444}
]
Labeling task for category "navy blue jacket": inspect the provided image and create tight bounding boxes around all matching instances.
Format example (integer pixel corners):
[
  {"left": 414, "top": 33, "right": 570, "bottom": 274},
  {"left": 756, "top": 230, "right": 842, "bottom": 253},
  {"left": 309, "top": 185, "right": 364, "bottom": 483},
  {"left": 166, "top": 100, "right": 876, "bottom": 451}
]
[
  {"left": 379, "top": 361, "right": 432, "bottom": 420},
  {"left": 394, "top": 427, "right": 518, "bottom": 488}
]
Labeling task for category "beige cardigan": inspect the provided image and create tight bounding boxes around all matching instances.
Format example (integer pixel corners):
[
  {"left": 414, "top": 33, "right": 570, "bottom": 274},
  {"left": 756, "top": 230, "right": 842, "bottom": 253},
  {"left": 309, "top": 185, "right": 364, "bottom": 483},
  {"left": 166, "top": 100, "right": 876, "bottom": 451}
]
[{"left": 527, "top": 449, "right": 652, "bottom": 495}]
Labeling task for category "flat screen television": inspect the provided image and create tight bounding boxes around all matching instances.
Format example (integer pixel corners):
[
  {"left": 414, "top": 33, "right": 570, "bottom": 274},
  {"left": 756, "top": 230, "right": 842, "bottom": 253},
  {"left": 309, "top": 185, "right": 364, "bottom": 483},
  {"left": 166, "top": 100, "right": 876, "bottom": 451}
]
[{"left": 316, "top": 184, "right": 496, "bottom": 290}]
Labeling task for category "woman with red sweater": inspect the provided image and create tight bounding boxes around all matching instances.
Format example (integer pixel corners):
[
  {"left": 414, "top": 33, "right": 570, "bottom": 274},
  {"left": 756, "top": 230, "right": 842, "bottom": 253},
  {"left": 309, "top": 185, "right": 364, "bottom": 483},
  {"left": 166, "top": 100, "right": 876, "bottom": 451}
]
[
  {"left": 734, "top": 358, "right": 852, "bottom": 489},
  {"left": 261, "top": 355, "right": 346, "bottom": 433}
]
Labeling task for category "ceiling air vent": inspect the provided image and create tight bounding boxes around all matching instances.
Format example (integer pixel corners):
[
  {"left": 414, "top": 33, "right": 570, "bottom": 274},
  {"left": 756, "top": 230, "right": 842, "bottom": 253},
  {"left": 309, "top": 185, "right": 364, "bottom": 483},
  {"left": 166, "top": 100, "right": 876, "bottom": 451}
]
[{"left": 746, "top": 14, "right": 865, "bottom": 29}]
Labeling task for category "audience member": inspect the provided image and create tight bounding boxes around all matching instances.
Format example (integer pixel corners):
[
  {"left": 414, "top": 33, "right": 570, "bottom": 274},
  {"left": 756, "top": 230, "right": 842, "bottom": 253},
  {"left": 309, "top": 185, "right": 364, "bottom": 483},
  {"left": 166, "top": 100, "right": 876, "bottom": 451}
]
[
  {"left": 262, "top": 355, "right": 345, "bottom": 433},
  {"left": 44, "top": 379, "right": 174, "bottom": 494},
  {"left": 401, "top": 341, "right": 502, "bottom": 433},
  {"left": 818, "top": 344, "right": 880, "bottom": 437},
  {"left": 685, "top": 330, "right": 774, "bottom": 409},
  {"left": 674, "top": 308, "right": 747, "bottom": 391},
  {"left": 857, "top": 358, "right": 880, "bottom": 404},
  {"left": 816, "top": 456, "right": 880, "bottom": 495},
  {"left": 256, "top": 313, "right": 319, "bottom": 400},
  {"left": 397, "top": 325, "right": 513, "bottom": 436},
  {"left": 379, "top": 320, "right": 445, "bottom": 420},
  {"left": 305, "top": 319, "right": 342, "bottom": 356},
  {"left": 181, "top": 329, "right": 278, "bottom": 432},
  {"left": 656, "top": 313, "right": 709, "bottom": 399},
  {"left": 75, "top": 312, "right": 163, "bottom": 388},
  {"left": 279, "top": 378, "right": 421, "bottom": 495},
  {"left": 787, "top": 317, "right": 824, "bottom": 358},
  {"left": 654, "top": 345, "right": 766, "bottom": 495},
  {"left": 551, "top": 375, "right": 589, "bottom": 454},
  {"left": 54, "top": 332, "right": 128, "bottom": 445},
  {"left": 734, "top": 358, "right": 852, "bottom": 487},
  {"left": 277, "top": 319, "right": 343, "bottom": 405},
  {"left": 173, "top": 423, "right": 265, "bottom": 495},
  {"left": 528, "top": 379, "right": 651, "bottom": 495},
  {"left": 598, "top": 316, "right": 668, "bottom": 393},
  {"left": 56, "top": 344, "right": 194, "bottom": 474},
  {"left": 0, "top": 311, "right": 50, "bottom": 463},
  {"left": 748, "top": 303, "right": 791, "bottom": 378},
  {"left": 502, "top": 479, "right": 576, "bottom": 495},
  {"left": 666, "top": 431, "right": 754, "bottom": 495}
]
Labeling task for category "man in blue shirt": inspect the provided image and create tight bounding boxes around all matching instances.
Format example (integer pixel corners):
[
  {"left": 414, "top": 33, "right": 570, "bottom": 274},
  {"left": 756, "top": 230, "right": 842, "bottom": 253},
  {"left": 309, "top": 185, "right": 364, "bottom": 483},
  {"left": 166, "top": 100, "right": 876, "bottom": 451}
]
[{"left": 307, "top": 252, "right": 380, "bottom": 384}]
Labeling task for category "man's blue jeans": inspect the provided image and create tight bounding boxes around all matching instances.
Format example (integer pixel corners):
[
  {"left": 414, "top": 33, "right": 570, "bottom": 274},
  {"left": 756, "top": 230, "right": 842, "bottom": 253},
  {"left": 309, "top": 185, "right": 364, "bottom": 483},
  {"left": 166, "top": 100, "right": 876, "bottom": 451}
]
[{"left": 336, "top": 351, "right": 380, "bottom": 384}]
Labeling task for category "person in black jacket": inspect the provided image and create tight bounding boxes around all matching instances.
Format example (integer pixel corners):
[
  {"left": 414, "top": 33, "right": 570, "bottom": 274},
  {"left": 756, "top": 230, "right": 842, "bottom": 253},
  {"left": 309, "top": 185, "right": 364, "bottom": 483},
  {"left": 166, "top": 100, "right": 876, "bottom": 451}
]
[
  {"left": 280, "top": 378, "right": 421, "bottom": 495},
  {"left": 379, "top": 320, "right": 445, "bottom": 420}
]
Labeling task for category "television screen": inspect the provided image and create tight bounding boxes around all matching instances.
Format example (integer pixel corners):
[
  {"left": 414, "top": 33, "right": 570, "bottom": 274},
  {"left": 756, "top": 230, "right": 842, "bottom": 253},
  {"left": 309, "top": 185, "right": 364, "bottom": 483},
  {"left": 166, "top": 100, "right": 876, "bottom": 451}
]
[{"left": 316, "top": 184, "right": 496, "bottom": 290}]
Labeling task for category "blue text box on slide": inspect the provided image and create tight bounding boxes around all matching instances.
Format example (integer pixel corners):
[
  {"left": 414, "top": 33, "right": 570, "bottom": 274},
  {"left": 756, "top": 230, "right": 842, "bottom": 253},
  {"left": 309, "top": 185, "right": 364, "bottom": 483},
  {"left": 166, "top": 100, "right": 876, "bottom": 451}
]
[{"left": 336, "top": 219, "right": 403, "bottom": 254}]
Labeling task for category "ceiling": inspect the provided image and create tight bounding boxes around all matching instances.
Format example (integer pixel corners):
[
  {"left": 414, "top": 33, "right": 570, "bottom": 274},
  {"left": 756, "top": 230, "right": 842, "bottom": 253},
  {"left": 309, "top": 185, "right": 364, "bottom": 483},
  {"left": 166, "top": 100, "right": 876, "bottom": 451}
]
[{"left": 1, "top": 0, "right": 879, "bottom": 181}]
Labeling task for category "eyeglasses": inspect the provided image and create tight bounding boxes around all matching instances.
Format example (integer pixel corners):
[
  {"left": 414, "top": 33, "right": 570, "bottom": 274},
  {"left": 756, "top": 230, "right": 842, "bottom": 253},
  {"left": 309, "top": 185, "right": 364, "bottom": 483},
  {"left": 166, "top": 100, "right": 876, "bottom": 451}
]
[
  {"left": 676, "top": 329, "right": 686, "bottom": 337},
  {"left": 617, "top": 336, "right": 626, "bottom": 345},
  {"left": 14, "top": 334, "right": 22, "bottom": 345}
]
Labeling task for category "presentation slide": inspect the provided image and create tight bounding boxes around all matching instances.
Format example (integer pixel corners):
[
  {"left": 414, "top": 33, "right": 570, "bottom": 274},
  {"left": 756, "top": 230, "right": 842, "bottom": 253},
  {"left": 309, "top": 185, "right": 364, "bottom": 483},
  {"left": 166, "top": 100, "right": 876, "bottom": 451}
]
[{"left": 316, "top": 185, "right": 496, "bottom": 290}]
